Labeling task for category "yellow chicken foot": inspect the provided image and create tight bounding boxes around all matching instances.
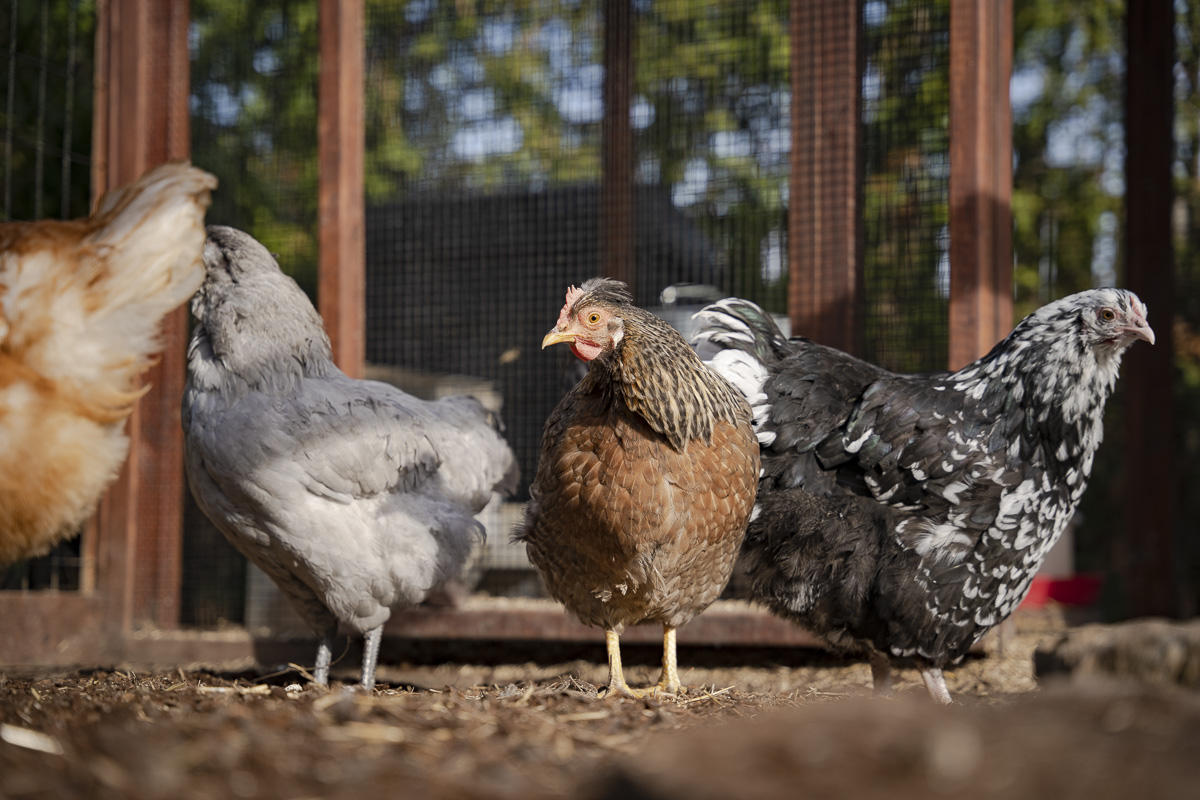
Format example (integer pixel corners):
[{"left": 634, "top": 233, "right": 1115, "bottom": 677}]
[
  {"left": 650, "top": 625, "right": 682, "bottom": 695},
  {"left": 601, "top": 629, "right": 644, "bottom": 698}
]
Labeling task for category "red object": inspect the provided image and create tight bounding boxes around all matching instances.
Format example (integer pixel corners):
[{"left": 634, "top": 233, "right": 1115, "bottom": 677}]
[{"left": 1021, "top": 574, "right": 1104, "bottom": 607}]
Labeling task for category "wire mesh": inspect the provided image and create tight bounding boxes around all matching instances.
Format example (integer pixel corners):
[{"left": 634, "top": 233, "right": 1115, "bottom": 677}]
[
  {"left": 184, "top": 0, "right": 321, "bottom": 626},
  {"left": 360, "top": 0, "right": 793, "bottom": 594},
  {"left": 0, "top": 0, "right": 94, "bottom": 592},
  {"left": 860, "top": 0, "right": 950, "bottom": 374},
  {"left": 182, "top": 0, "right": 959, "bottom": 622}
]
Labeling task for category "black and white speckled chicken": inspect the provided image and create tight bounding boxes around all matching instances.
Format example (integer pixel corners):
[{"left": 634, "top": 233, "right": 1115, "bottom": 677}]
[{"left": 692, "top": 289, "right": 1154, "bottom": 703}]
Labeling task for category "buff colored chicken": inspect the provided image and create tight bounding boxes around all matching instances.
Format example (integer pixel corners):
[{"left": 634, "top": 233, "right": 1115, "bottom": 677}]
[{"left": 0, "top": 161, "right": 216, "bottom": 567}]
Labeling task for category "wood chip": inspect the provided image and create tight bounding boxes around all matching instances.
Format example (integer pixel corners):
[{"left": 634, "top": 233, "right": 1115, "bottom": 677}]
[
  {"left": 1, "top": 723, "right": 63, "bottom": 755},
  {"left": 196, "top": 684, "right": 272, "bottom": 695},
  {"left": 556, "top": 710, "right": 611, "bottom": 723}
]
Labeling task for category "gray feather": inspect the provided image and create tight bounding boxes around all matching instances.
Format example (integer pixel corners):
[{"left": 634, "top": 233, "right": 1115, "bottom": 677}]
[{"left": 183, "top": 226, "right": 518, "bottom": 640}]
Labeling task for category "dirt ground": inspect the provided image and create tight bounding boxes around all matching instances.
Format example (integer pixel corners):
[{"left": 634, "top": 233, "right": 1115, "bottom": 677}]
[{"left": 2, "top": 610, "right": 1198, "bottom": 800}]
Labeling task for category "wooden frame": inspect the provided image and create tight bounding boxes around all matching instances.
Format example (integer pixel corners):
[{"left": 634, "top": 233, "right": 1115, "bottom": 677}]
[
  {"left": 788, "top": 0, "right": 863, "bottom": 355},
  {"left": 0, "top": 0, "right": 193, "bottom": 666},
  {"left": 1123, "top": 1, "right": 1177, "bottom": 617},
  {"left": 948, "top": 0, "right": 1013, "bottom": 368},
  {"left": 601, "top": 0, "right": 636, "bottom": 294},
  {"left": 10, "top": 1, "right": 1146, "bottom": 671},
  {"left": 317, "top": 0, "right": 365, "bottom": 379}
]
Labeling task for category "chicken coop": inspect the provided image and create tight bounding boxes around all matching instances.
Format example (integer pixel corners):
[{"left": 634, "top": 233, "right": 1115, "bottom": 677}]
[{"left": 0, "top": 0, "right": 1184, "bottom": 673}]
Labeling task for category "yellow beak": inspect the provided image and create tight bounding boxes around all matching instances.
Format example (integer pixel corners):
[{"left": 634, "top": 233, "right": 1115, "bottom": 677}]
[{"left": 542, "top": 328, "right": 576, "bottom": 349}]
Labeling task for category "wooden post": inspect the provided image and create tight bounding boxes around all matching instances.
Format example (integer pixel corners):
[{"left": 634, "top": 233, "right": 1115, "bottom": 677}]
[
  {"left": 601, "top": 0, "right": 636, "bottom": 296},
  {"left": 1124, "top": 0, "right": 1177, "bottom": 617},
  {"left": 89, "top": 0, "right": 193, "bottom": 632},
  {"left": 788, "top": 0, "right": 862, "bottom": 354},
  {"left": 318, "top": 0, "right": 365, "bottom": 379},
  {"left": 947, "top": 0, "right": 1013, "bottom": 368}
]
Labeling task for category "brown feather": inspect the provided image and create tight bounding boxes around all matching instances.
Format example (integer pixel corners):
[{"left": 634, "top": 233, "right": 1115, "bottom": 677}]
[{"left": 520, "top": 278, "right": 759, "bottom": 638}]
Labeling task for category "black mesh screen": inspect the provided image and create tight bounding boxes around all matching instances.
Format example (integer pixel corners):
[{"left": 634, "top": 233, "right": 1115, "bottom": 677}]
[
  {"left": 364, "top": 0, "right": 791, "bottom": 505},
  {"left": 861, "top": 0, "right": 950, "bottom": 374},
  {"left": 185, "top": 0, "right": 321, "bottom": 625},
  {"left": 181, "top": 0, "right": 964, "bottom": 618},
  {"left": 0, "top": 0, "right": 94, "bottom": 591}
]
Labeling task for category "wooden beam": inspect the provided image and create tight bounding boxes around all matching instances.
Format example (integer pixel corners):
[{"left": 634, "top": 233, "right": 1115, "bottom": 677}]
[
  {"left": 317, "top": 0, "right": 365, "bottom": 379},
  {"left": 381, "top": 601, "right": 824, "bottom": 648},
  {"left": 90, "top": 0, "right": 193, "bottom": 634},
  {"left": 601, "top": 0, "right": 636, "bottom": 296},
  {"left": 1123, "top": 0, "right": 1177, "bottom": 617},
  {"left": 0, "top": 593, "right": 107, "bottom": 667},
  {"left": 948, "top": 0, "right": 1013, "bottom": 368},
  {"left": 788, "top": 0, "right": 862, "bottom": 354}
]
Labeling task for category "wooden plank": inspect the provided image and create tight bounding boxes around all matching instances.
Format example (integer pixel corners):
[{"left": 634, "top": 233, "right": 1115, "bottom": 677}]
[
  {"left": 788, "top": 0, "right": 862, "bottom": 354},
  {"left": 380, "top": 601, "right": 825, "bottom": 648},
  {"left": 947, "top": 0, "right": 1013, "bottom": 368},
  {"left": 89, "top": 0, "right": 193, "bottom": 632},
  {"left": 100, "top": 601, "right": 830, "bottom": 672},
  {"left": 1123, "top": 1, "right": 1177, "bottom": 617},
  {"left": 317, "top": 0, "right": 365, "bottom": 379},
  {"left": 0, "top": 594, "right": 107, "bottom": 667},
  {"left": 90, "top": 0, "right": 141, "bottom": 640},
  {"left": 601, "top": 0, "right": 636, "bottom": 294}
]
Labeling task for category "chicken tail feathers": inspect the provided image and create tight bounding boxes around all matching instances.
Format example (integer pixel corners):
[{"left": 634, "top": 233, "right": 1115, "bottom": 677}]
[
  {"left": 691, "top": 298, "right": 789, "bottom": 366},
  {"left": 689, "top": 299, "right": 786, "bottom": 440},
  {"left": 84, "top": 161, "right": 217, "bottom": 368},
  {"left": 0, "top": 161, "right": 216, "bottom": 422}
]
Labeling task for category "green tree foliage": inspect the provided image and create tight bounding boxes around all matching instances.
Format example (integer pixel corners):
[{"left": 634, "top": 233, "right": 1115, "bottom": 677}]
[
  {"left": 190, "top": 0, "right": 792, "bottom": 308},
  {"left": 1011, "top": 0, "right": 1124, "bottom": 318},
  {"left": 860, "top": 0, "right": 951, "bottom": 373},
  {"left": 190, "top": 0, "right": 321, "bottom": 295}
]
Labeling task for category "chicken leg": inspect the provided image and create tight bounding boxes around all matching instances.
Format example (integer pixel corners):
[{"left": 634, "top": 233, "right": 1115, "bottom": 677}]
[
  {"left": 921, "top": 666, "right": 953, "bottom": 705},
  {"left": 602, "top": 628, "right": 641, "bottom": 698},
  {"left": 360, "top": 625, "right": 383, "bottom": 691},
  {"left": 313, "top": 625, "right": 337, "bottom": 686},
  {"left": 652, "top": 625, "right": 681, "bottom": 695},
  {"left": 310, "top": 625, "right": 383, "bottom": 691},
  {"left": 870, "top": 653, "right": 893, "bottom": 697},
  {"left": 602, "top": 626, "right": 684, "bottom": 698}
]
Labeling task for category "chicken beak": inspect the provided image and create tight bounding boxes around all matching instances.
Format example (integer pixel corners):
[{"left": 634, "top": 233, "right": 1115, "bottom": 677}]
[
  {"left": 1123, "top": 315, "right": 1156, "bottom": 345},
  {"left": 542, "top": 328, "right": 576, "bottom": 349}
]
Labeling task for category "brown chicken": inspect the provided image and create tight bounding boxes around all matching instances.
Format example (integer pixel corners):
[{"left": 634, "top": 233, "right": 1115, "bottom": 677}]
[
  {"left": 519, "top": 278, "right": 759, "bottom": 697},
  {"left": 0, "top": 161, "right": 216, "bottom": 567}
]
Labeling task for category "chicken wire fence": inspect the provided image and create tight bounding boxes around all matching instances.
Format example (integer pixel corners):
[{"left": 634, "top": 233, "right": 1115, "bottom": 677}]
[
  {"left": 183, "top": 0, "right": 955, "bottom": 630},
  {"left": 2, "top": 0, "right": 958, "bottom": 630}
]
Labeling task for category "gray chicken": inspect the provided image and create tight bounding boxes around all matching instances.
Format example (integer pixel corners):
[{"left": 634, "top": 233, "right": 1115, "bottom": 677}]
[{"left": 183, "top": 226, "right": 518, "bottom": 690}]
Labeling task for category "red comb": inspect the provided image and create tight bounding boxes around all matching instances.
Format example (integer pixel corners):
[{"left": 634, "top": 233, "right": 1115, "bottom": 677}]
[{"left": 557, "top": 285, "right": 585, "bottom": 329}]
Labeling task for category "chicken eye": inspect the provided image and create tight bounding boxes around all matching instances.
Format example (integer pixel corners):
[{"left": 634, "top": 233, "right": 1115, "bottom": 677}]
[
  {"left": 1100, "top": 308, "right": 1116, "bottom": 322},
  {"left": 587, "top": 312, "right": 601, "bottom": 324}
]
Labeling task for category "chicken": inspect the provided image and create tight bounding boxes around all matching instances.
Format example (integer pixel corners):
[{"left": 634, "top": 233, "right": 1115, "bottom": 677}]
[
  {"left": 518, "top": 278, "right": 759, "bottom": 698},
  {"left": 0, "top": 161, "right": 216, "bottom": 567},
  {"left": 692, "top": 289, "right": 1154, "bottom": 703},
  {"left": 183, "top": 226, "right": 518, "bottom": 690}
]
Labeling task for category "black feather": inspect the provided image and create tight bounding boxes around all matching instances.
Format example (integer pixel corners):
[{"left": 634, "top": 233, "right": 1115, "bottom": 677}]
[{"left": 693, "top": 289, "right": 1153, "bottom": 700}]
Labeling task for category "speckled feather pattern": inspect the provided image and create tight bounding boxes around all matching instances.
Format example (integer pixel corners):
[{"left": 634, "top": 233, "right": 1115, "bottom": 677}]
[
  {"left": 519, "top": 279, "right": 759, "bottom": 634},
  {"left": 693, "top": 289, "right": 1149, "bottom": 668}
]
